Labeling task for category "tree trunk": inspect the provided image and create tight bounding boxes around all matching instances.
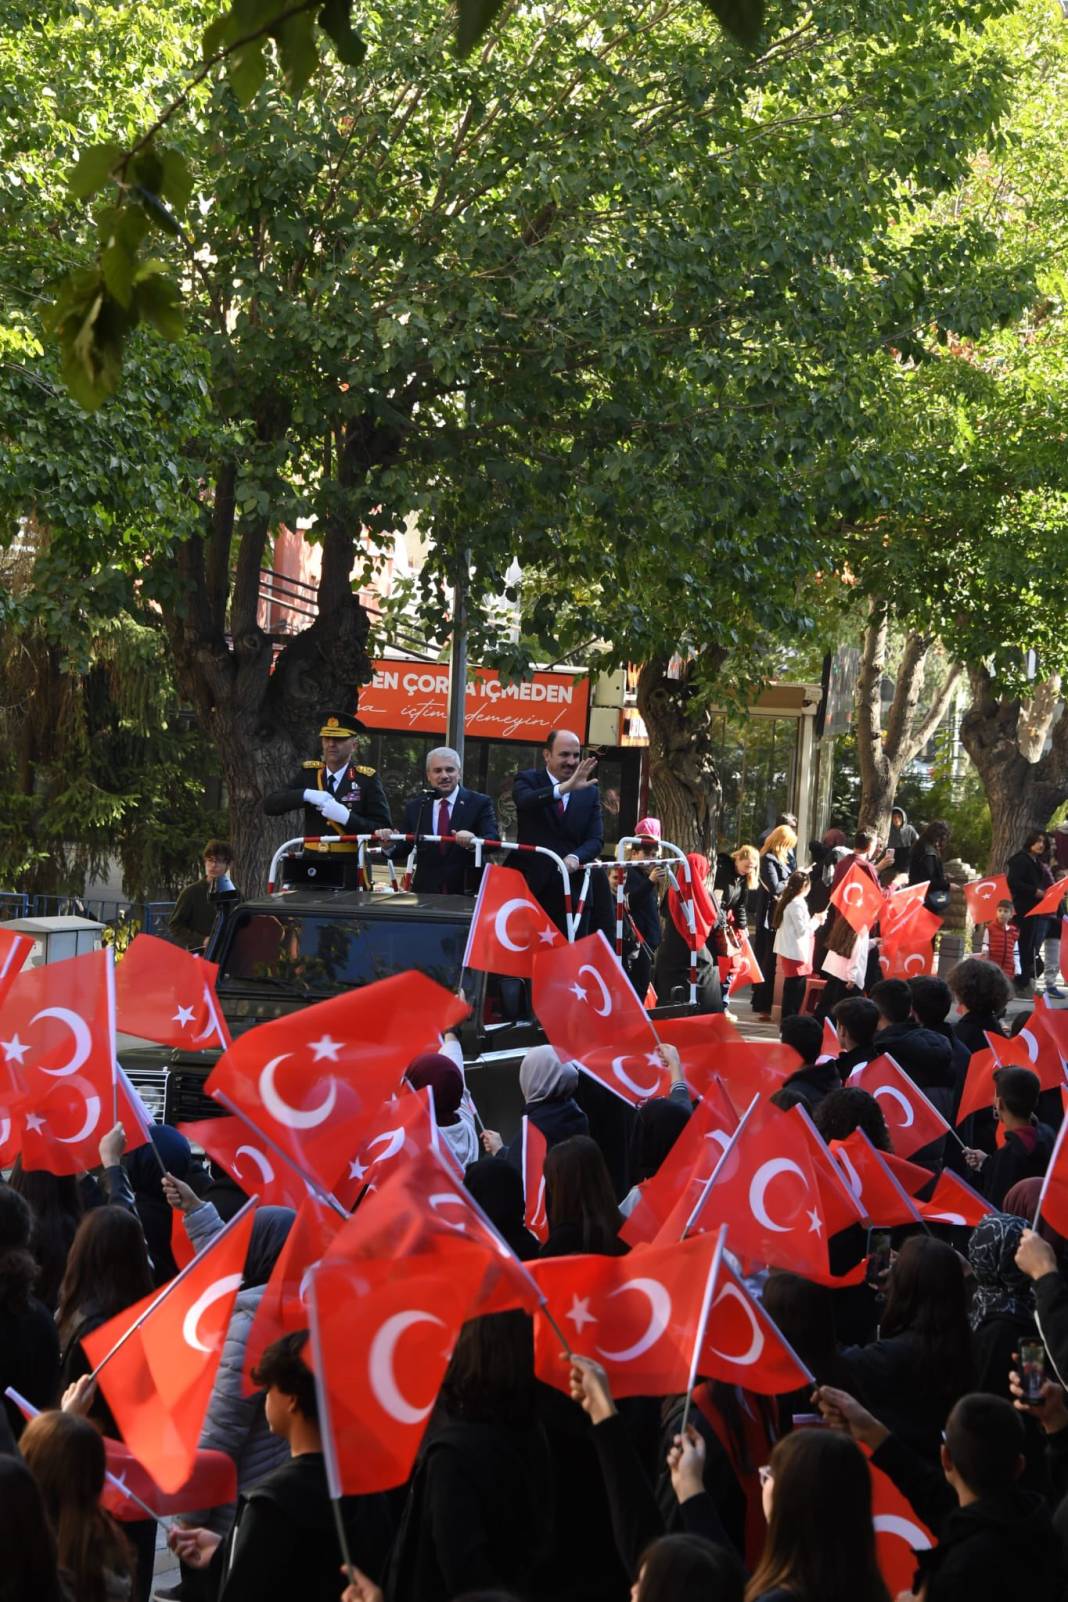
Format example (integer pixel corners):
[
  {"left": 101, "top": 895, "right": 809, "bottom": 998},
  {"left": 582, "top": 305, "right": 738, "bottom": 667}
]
[
  {"left": 961, "top": 668, "right": 1068, "bottom": 871},
  {"left": 855, "top": 598, "right": 962, "bottom": 838},
  {"left": 636, "top": 654, "right": 725, "bottom": 855}
]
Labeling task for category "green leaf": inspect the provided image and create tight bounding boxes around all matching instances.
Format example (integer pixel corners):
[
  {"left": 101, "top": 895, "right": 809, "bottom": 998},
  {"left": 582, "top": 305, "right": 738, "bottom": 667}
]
[
  {"left": 696, "top": 0, "right": 763, "bottom": 48},
  {"left": 455, "top": 0, "right": 507, "bottom": 57},
  {"left": 133, "top": 269, "right": 185, "bottom": 340},
  {"left": 202, "top": 14, "right": 232, "bottom": 57},
  {"left": 101, "top": 240, "right": 135, "bottom": 308},
  {"left": 227, "top": 39, "right": 268, "bottom": 105},
  {"left": 68, "top": 143, "right": 122, "bottom": 200},
  {"left": 275, "top": 9, "right": 319, "bottom": 99},
  {"left": 129, "top": 147, "right": 164, "bottom": 195},
  {"left": 317, "top": 0, "right": 365, "bottom": 66},
  {"left": 159, "top": 148, "right": 193, "bottom": 212}
]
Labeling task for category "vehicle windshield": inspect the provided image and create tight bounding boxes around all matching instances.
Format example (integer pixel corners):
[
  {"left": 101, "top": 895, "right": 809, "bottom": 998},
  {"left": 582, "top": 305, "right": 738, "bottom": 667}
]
[{"left": 219, "top": 910, "right": 467, "bottom": 996}]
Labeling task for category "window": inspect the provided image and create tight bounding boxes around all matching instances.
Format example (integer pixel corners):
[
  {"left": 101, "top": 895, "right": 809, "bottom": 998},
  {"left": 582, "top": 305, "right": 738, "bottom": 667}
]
[{"left": 221, "top": 910, "right": 468, "bottom": 996}]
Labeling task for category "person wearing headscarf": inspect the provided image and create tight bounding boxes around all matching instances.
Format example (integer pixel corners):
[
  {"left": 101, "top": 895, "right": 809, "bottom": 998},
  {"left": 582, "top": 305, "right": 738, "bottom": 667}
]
[
  {"left": 406, "top": 1033, "right": 479, "bottom": 1168},
  {"left": 480, "top": 1045, "right": 589, "bottom": 1166},
  {"left": 653, "top": 852, "right": 725, "bottom": 1015},
  {"left": 123, "top": 1122, "right": 193, "bottom": 1285},
  {"left": 969, "top": 1211, "right": 1037, "bottom": 1401},
  {"left": 1004, "top": 1179, "right": 1068, "bottom": 1266},
  {"left": 464, "top": 1157, "right": 540, "bottom": 1260},
  {"left": 165, "top": 1191, "right": 297, "bottom": 1548}
]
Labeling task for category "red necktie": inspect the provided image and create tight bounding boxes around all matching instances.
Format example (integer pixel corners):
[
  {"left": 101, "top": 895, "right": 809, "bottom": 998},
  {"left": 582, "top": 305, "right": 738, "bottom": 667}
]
[
  {"left": 554, "top": 797, "right": 565, "bottom": 819},
  {"left": 438, "top": 798, "right": 450, "bottom": 852}
]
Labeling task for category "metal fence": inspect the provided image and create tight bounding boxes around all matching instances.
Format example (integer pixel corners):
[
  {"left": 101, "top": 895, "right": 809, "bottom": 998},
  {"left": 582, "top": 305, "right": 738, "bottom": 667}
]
[{"left": 0, "top": 891, "right": 175, "bottom": 937}]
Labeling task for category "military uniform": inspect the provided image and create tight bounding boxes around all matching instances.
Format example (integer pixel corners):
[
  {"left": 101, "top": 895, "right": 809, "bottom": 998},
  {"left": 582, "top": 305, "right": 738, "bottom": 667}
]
[{"left": 263, "top": 713, "right": 391, "bottom": 858}]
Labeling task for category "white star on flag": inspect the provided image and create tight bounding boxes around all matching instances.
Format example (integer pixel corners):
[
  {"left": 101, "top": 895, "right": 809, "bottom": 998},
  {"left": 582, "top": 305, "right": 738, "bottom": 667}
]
[
  {"left": 172, "top": 1005, "right": 196, "bottom": 1028},
  {"left": 1, "top": 1034, "right": 27, "bottom": 1065},
  {"left": 569, "top": 983, "right": 588, "bottom": 1004},
  {"left": 807, "top": 1208, "right": 823, "bottom": 1235},
  {"left": 348, "top": 1156, "right": 367, "bottom": 1182},
  {"left": 645, "top": 1051, "right": 663, "bottom": 1068},
  {"left": 25, "top": 1111, "right": 45, "bottom": 1132},
  {"left": 310, "top": 1035, "right": 342, "bottom": 1062},
  {"left": 566, "top": 1294, "right": 597, "bottom": 1333},
  {"left": 538, "top": 927, "right": 558, "bottom": 945}
]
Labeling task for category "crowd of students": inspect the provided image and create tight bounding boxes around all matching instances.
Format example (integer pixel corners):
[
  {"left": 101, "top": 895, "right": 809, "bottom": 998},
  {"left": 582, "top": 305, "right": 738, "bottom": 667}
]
[{"left": 3, "top": 839, "right": 1068, "bottom": 1600}]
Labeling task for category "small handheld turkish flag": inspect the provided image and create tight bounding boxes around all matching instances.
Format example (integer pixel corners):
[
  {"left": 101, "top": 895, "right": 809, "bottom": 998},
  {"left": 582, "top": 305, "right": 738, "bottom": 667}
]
[
  {"left": 880, "top": 881, "right": 930, "bottom": 942},
  {"left": 82, "top": 1201, "right": 256, "bottom": 1493},
  {"left": 462, "top": 864, "right": 563, "bottom": 977},
  {"left": 334, "top": 1086, "right": 438, "bottom": 1211},
  {"left": 829, "top": 1130, "right": 923, "bottom": 1228},
  {"left": 919, "top": 1169, "right": 992, "bottom": 1228},
  {"left": 988, "top": 1010, "right": 1066, "bottom": 1092},
  {"left": 868, "top": 1452, "right": 935, "bottom": 1595},
  {"left": 820, "top": 1017, "right": 839, "bottom": 1062},
  {"left": 522, "top": 1117, "right": 548, "bottom": 1244},
  {"left": 830, "top": 861, "right": 884, "bottom": 933},
  {"left": 728, "top": 931, "right": 763, "bottom": 993},
  {"left": 1026, "top": 878, "right": 1068, "bottom": 919},
  {"left": 962, "top": 873, "right": 1010, "bottom": 926},
  {"left": 242, "top": 1194, "right": 344, "bottom": 1392},
  {"left": 847, "top": 1054, "right": 951, "bottom": 1159},
  {"left": 621, "top": 1080, "right": 738, "bottom": 1248},
  {"left": 204, "top": 971, "right": 468, "bottom": 1195},
  {"left": 700, "top": 1255, "right": 814, "bottom": 1396},
  {"left": 178, "top": 1114, "right": 314, "bottom": 1210},
  {"left": 116, "top": 935, "right": 229, "bottom": 1050},
  {"left": 533, "top": 931, "right": 670, "bottom": 1105}
]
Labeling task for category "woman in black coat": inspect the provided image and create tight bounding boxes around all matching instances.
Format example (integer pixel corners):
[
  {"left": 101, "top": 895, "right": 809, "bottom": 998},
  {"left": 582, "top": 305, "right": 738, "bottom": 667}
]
[
  {"left": 0, "top": 1185, "right": 59, "bottom": 1442},
  {"left": 909, "top": 819, "right": 952, "bottom": 914},
  {"left": 653, "top": 853, "right": 724, "bottom": 1015},
  {"left": 751, "top": 827, "right": 796, "bottom": 1018},
  {"left": 1008, "top": 830, "right": 1051, "bottom": 994}
]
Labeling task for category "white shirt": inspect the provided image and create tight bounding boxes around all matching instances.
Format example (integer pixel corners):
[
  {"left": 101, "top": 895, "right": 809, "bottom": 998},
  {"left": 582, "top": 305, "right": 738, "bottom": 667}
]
[
  {"left": 547, "top": 770, "right": 570, "bottom": 810},
  {"left": 433, "top": 787, "right": 460, "bottom": 827}
]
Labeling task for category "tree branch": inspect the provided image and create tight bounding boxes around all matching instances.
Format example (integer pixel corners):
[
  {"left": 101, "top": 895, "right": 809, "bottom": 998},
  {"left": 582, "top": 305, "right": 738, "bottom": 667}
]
[{"left": 908, "top": 661, "right": 964, "bottom": 757}]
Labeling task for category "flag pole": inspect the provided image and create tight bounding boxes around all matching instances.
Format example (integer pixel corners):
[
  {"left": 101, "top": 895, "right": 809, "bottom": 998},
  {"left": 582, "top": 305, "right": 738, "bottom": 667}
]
[
  {"left": 306, "top": 1271, "right": 355, "bottom": 1582},
  {"left": 542, "top": 1302, "right": 575, "bottom": 1361},
  {"left": 679, "top": 1226, "right": 726, "bottom": 1438},
  {"left": 212, "top": 1091, "right": 349, "bottom": 1219}
]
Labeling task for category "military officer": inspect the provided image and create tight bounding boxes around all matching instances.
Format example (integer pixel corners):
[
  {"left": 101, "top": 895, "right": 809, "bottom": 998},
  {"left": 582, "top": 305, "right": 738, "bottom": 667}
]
[{"left": 263, "top": 713, "right": 391, "bottom": 863}]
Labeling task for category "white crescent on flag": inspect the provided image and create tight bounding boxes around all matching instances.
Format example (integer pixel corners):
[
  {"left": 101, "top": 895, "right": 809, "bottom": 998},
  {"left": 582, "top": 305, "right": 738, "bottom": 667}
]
[
  {"left": 54, "top": 1091, "right": 102, "bottom": 1146},
  {"left": 610, "top": 1054, "right": 662, "bottom": 1100},
  {"left": 577, "top": 964, "right": 613, "bottom": 1018},
  {"left": 874, "top": 1512, "right": 933, "bottom": 1551},
  {"left": 596, "top": 1278, "right": 671, "bottom": 1363},
  {"left": 706, "top": 1280, "right": 765, "bottom": 1366},
  {"left": 28, "top": 1007, "right": 92, "bottom": 1076},
  {"left": 234, "top": 1145, "right": 275, "bottom": 1186},
  {"left": 494, "top": 900, "right": 535, "bottom": 953},
  {"left": 259, "top": 1053, "right": 337, "bottom": 1129},
  {"left": 749, "top": 1158, "right": 807, "bottom": 1232},
  {"left": 369, "top": 1310, "right": 445, "bottom": 1425},
  {"left": 873, "top": 1085, "right": 916, "bottom": 1129},
  {"left": 182, "top": 1273, "right": 243, "bottom": 1353}
]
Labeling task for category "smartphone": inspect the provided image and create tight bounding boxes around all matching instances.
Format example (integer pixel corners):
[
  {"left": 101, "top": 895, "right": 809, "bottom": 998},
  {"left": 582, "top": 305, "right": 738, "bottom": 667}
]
[
  {"left": 1020, "top": 1339, "right": 1046, "bottom": 1403},
  {"left": 866, "top": 1229, "right": 892, "bottom": 1283}
]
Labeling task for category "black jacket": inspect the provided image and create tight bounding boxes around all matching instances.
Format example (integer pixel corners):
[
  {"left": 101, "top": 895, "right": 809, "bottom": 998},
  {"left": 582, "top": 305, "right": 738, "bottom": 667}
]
[
  {"left": 623, "top": 866, "right": 662, "bottom": 951},
  {"left": 782, "top": 1061, "right": 842, "bottom": 1110},
  {"left": 502, "top": 1096, "right": 589, "bottom": 1171},
  {"left": 873, "top": 1022, "right": 956, "bottom": 1092},
  {"left": 395, "top": 787, "right": 499, "bottom": 894},
  {"left": 835, "top": 1043, "right": 876, "bottom": 1078},
  {"left": 0, "top": 1296, "right": 60, "bottom": 1441},
  {"left": 653, "top": 917, "right": 723, "bottom": 1015},
  {"left": 910, "top": 842, "right": 951, "bottom": 906},
  {"left": 510, "top": 769, "right": 604, "bottom": 893},
  {"left": 977, "top": 1122, "right": 1056, "bottom": 1211},
  {"left": 841, "top": 1329, "right": 968, "bottom": 1459},
  {"left": 387, "top": 1414, "right": 553, "bottom": 1602},
  {"left": 1007, "top": 848, "right": 1047, "bottom": 918},
  {"left": 211, "top": 1452, "right": 393, "bottom": 1602},
  {"left": 263, "top": 760, "right": 391, "bottom": 838},
  {"left": 954, "top": 1013, "right": 1006, "bottom": 1059},
  {"left": 756, "top": 853, "right": 790, "bottom": 931}
]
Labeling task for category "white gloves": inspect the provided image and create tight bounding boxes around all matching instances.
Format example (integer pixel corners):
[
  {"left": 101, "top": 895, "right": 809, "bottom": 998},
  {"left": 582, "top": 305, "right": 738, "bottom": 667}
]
[
  {"left": 317, "top": 795, "right": 349, "bottom": 826},
  {"left": 303, "top": 788, "right": 328, "bottom": 805}
]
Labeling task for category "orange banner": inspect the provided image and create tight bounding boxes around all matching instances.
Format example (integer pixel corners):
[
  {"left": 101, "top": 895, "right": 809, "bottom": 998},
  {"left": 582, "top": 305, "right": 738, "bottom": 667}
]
[{"left": 358, "top": 660, "right": 591, "bottom": 743}]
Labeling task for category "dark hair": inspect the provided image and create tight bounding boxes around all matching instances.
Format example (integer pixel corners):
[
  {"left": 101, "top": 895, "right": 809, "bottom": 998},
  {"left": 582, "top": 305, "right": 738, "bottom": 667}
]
[
  {"left": 638, "top": 1533, "right": 745, "bottom": 1602},
  {"left": 880, "top": 1236, "right": 974, "bottom": 1395},
  {"left": 8, "top": 1162, "right": 83, "bottom": 1312},
  {"left": 947, "top": 956, "right": 1012, "bottom": 1018},
  {"left": 854, "top": 830, "right": 876, "bottom": 852},
  {"left": 777, "top": 813, "right": 798, "bottom": 830},
  {"left": 995, "top": 1066, "right": 1039, "bottom": 1120},
  {"left": 996, "top": 899, "right": 1014, "bottom": 913},
  {"left": 545, "top": 729, "right": 578, "bottom": 752},
  {"left": 813, "top": 1087, "right": 891, "bottom": 1153},
  {"left": 0, "top": 1183, "right": 39, "bottom": 1313},
  {"left": 908, "top": 976, "right": 952, "bottom": 1028},
  {"left": 745, "top": 1430, "right": 889, "bottom": 1602},
  {"left": 870, "top": 978, "right": 912, "bottom": 1025},
  {"left": 629, "top": 1097, "right": 691, "bottom": 1187},
  {"left": 251, "top": 1330, "right": 318, "bottom": 1420},
  {"left": 21, "top": 1412, "right": 133, "bottom": 1602},
  {"left": 543, "top": 1136, "right": 621, "bottom": 1253},
  {"left": 769, "top": 1086, "right": 809, "bottom": 1113},
  {"left": 832, "top": 996, "right": 879, "bottom": 1049},
  {"left": 57, "top": 1207, "right": 153, "bottom": 1350},
  {"left": 918, "top": 819, "right": 950, "bottom": 850},
  {"left": 944, "top": 1394, "right": 1025, "bottom": 1496},
  {"left": 1021, "top": 829, "right": 1047, "bottom": 853},
  {"left": 0, "top": 1454, "right": 66, "bottom": 1602},
  {"left": 202, "top": 839, "right": 233, "bottom": 863},
  {"left": 440, "top": 1311, "right": 536, "bottom": 1428},
  {"left": 772, "top": 869, "right": 812, "bottom": 931},
  {"left": 761, "top": 1272, "right": 843, "bottom": 1385},
  {"left": 780, "top": 1014, "right": 822, "bottom": 1066}
]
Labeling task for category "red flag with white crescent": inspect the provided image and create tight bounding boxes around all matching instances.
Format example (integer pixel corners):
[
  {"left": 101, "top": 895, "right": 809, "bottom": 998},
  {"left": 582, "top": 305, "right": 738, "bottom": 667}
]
[
  {"left": 461, "top": 864, "right": 563, "bottom": 977},
  {"left": 649, "top": 1013, "right": 799, "bottom": 1106},
  {"left": 115, "top": 935, "right": 229, "bottom": 1050},
  {"left": 847, "top": 1054, "right": 951, "bottom": 1159},
  {"left": 919, "top": 1169, "right": 992, "bottom": 1228},
  {"left": 868, "top": 1452, "right": 935, "bottom": 1594},
  {"left": 242, "top": 1193, "right": 344, "bottom": 1392},
  {"left": 988, "top": 1009, "right": 1066, "bottom": 1092},
  {"left": 333, "top": 1086, "right": 438, "bottom": 1211},
  {"left": 880, "top": 881, "right": 930, "bottom": 942},
  {"left": 178, "top": 1114, "right": 315, "bottom": 1210},
  {"left": 522, "top": 1116, "right": 548, "bottom": 1244},
  {"left": 204, "top": 972, "right": 469, "bottom": 1195},
  {"left": 829, "top": 1130, "right": 924, "bottom": 1228},
  {"left": 621, "top": 1080, "right": 739, "bottom": 1248},
  {"left": 81, "top": 1201, "right": 256, "bottom": 1493},
  {"left": 700, "top": 1255, "right": 814, "bottom": 1395},
  {"left": 962, "top": 873, "right": 1010, "bottom": 926},
  {"left": 829, "top": 861, "right": 884, "bottom": 934},
  {"left": 1026, "top": 878, "right": 1068, "bottom": 919},
  {"left": 0, "top": 947, "right": 117, "bottom": 1176},
  {"left": 727, "top": 931, "right": 763, "bottom": 993},
  {"left": 532, "top": 931, "right": 671, "bottom": 1106}
]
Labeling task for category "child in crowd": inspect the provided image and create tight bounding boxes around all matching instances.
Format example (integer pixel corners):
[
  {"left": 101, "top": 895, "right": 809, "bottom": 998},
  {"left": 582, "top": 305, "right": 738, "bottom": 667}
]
[
  {"left": 772, "top": 869, "right": 827, "bottom": 1019},
  {"left": 981, "top": 900, "right": 1019, "bottom": 981}
]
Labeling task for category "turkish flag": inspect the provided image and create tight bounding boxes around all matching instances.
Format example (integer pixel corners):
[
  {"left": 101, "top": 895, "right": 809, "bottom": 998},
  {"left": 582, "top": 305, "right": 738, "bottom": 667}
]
[
  {"left": 243, "top": 1194, "right": 344, "bottom": 1392},
  {"left": 685, "top": 1099, "right": 841, "bottom": 1283},
  {"left": 1026, "top": 877, "right": 1068, "bottom": 919},
  {"left": 621, "top": 1081, "right": 739, "bottom": 1248},
  {"left": 989, "top": 1008, "right": 1067, "bottom": 1092},
  {"left": 880, "top": 1146, "right": 938, "bottom": 1197},
  {"left": 532, "top": 1231, "right": 725, "bottom": 1397},
  {"left": 308, "top": 1240, "right": 489, "bottom": 1495},
  {"left": 868, "top": 1453, "right": 935, "bottom": 1595},
  {"left": 82, "top": 1201, "right": 255, "bottom": 1493},
  {"left": 522, "top": 1117, "right": 548, "bottom": 1244},
  {"left": 829, "top": 1131, "right": 923, "bottom": 1227},
  {"left": 204, "top": 972, "right": 469, "bottom": 1194},
  {"left": 178, "top": 1114, "right": 314, "bottom": 1209},
  {"left": 0, "top": 927, "right": 32, "bottom": 1009},
  {"left": 115, "top": 935, "right": 229, "bottom": 1049},
  {"left": 830, "top": 861, "right": 884, "bottom": 933},
  {"left": 1035, "top": 993, "right": 1068, "bottom": 1069},
  {"left": 700, "top": 1256, "right": 814, "bottom": 1396},
  {"left": 847, "top": 1055, "right": 951, "bottom": 1159},
  {"left": 820, "top": 1017, "right": 839, "bottom": 1062},
  {"left": 954, "top": 1044, "right": 1000, "bottom": 1125},
  {"left": 962, "top": 874, "right": 1010, "bottom": 925},
  {"left": 462, "top": 865, "right": 563, "bottom": 977},
  {"left": 1037, "top": 1116, "right": 1068, "bottom": 1237},
  {"left": 655, "top": 1014, "right": 799, "bottom": 1104},
  {"left": 882, "top": 903, "right": 942, "bottom": 957},
  {"left": 4, "top": 1386, "right": 237, "bottom": 1522},
  {"left": 919, "top": 1169, "right": 992, "bottom": 1228},
  {"left": 1, "top": 947, "right": 116, "bottom": 1176},
  {"left": 728, "top": 931, "right": 763, "bottom": 993},
  {"left": 333, "top": 1087, "right": 437, "bottom": 1211},
  {"left": 878, "top": 940, "right": 936, "bottom": 981},
  {"left": 881, "top": 882, "right": 930, "bottom": 941},
  {"left": 532, "top": 931, "right": 670, "bottom": 1105}
]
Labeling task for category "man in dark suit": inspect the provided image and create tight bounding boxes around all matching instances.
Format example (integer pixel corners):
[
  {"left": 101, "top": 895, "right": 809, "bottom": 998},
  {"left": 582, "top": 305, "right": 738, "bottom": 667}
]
[
  {"left": 511, "top": 728, "right": 604, "bottom": 934},
  {"left": 263, "top": 711, "right": 391, "bottom": 885},
  {"left": 378, "top": 746, "right": 498, "bottom": 895}
]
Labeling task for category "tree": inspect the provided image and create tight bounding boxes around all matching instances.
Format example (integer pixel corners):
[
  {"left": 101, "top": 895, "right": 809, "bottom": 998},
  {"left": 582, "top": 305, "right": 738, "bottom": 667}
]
[{"left": 3, "top": 0, "right": 1038, "bottom": 883}]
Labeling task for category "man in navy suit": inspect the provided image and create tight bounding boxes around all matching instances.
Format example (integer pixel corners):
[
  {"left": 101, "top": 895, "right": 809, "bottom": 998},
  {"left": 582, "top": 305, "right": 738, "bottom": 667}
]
[
  {"left": 511, "top": 728, "right": 604, "bottom": 934},
  {"left": 377, "top": 746, "right": 498, "bottom": 895}
]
